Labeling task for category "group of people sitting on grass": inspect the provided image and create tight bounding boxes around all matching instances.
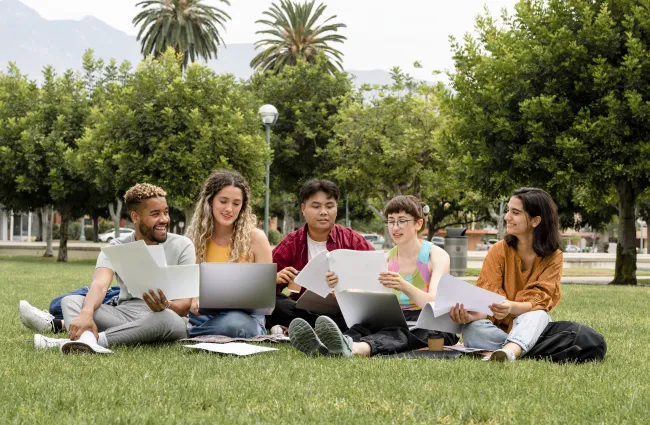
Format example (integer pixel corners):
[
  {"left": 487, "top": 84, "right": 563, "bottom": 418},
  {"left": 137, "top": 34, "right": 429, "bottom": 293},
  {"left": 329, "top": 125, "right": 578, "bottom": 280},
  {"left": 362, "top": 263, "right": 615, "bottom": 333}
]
[{"left": 19, "top": 170, "right": 567, "bottom": 362}]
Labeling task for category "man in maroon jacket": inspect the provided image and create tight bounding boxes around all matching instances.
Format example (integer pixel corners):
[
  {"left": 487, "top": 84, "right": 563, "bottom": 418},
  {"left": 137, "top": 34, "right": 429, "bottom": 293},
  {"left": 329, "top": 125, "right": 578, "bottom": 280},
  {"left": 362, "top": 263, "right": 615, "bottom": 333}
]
[{"left": 267, "top": 179, "right": 374, "bottom": 330}]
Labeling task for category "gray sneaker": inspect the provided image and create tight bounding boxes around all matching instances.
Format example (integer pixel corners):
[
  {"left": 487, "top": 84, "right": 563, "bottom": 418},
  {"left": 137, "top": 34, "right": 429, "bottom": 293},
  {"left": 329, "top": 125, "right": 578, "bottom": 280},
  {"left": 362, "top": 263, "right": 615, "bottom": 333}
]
[
  {"left": 488, "top": 348, "right": 516, "bottom": 362},
  {"left": 288, "top": 318, "right": 328, "bottom": 356},
  {"left": 315, "top": 316, "right": 353, "bottom": 358},
  {"left": 20, "top": 300, "right": 55, "bottom": 333},
  {"left": 60, "top": 340, "right": 113, "bottom": 355},
  {"left": 34, "top": 334, "right": 69, "bottom": 351}
]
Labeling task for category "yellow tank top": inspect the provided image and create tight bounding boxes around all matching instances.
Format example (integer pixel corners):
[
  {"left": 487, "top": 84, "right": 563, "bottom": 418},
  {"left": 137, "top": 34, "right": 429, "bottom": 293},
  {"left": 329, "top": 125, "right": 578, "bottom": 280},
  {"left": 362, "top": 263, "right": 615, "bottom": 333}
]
[{"left": 206, "top": 240, "right": 231, "bottom": 263}]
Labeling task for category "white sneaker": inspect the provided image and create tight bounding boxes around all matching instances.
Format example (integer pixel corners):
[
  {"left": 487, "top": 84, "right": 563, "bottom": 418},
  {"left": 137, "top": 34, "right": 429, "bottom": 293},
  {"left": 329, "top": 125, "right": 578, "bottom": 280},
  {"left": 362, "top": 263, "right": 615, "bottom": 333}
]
[
  {"left": 270, "top": 325, "right": 286, "bottom": 336},
  {"left": 60, "top": 340, "right": 113, "bottom": 355},
  {"left": 34, "top": 334, "right": 69, "bottom": 351},
  {"left": 19, "top": 300, "right": 55, "bottom": 333},
  {"left": 488, "top": 348, "right": 517, "bottom": 362}
]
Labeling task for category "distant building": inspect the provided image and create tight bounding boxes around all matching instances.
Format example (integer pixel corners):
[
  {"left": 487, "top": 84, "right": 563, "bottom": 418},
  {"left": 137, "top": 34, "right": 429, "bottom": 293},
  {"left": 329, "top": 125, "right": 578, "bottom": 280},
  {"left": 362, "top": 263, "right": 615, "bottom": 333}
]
[{"left": 0, "top": 205, "right": 40, "bottom": 241}]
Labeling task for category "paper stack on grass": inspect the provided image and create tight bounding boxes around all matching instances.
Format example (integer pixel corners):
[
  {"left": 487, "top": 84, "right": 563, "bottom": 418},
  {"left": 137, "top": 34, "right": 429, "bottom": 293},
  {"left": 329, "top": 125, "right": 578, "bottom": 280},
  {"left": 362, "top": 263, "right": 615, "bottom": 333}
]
[{"left": 184, "top": 342, "right": 279, "bottom": 356}]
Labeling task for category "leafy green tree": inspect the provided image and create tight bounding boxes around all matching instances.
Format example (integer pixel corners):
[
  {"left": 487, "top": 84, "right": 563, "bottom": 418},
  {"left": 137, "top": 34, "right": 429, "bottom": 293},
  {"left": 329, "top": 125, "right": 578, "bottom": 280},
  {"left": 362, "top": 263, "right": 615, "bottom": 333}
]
[
  {"left": 251, "top": 0, "right": 346, "bottom": 74},
  {"left": 75, "top": 49, "right": 269, "bottom": 224},
  {"left": 133, "top": 0, "right": 231, "bottom": 68},
  {"left": 31, "top": 67, "right": 96, "bottom": 261},
  {"left": 0, "top": 64, "right": 54, "bottom": 254},
  {"left": 326, "top": 68, "right": 475, "bottom": 243},
  {"left": 249, "top": 55, "right": 353, "bottom": 225},
  {"left": 71, "top": 50, "right": 134, "bottom": 239},
  {"left": 0, "top": 64, "right": 43, "bottom": 212},
  {"left": 448, "top": 0, "right": 650, "bottom": 284}
]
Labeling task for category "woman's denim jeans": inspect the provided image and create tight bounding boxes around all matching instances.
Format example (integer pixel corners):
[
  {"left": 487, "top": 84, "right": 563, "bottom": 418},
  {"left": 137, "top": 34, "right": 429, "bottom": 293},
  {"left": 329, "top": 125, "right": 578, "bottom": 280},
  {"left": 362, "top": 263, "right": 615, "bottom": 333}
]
[
  {"left": 188, "top": 310, "right": 266, "bottom": 338},
  {"left": 461, "top": 310, "right": 550, "bottom": 353}
]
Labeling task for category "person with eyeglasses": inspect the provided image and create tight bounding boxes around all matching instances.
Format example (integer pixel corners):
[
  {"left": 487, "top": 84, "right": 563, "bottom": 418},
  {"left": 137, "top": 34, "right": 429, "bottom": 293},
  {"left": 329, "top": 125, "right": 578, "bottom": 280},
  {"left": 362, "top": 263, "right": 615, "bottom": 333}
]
[{"left": 289, "top": 195, "right": 459, "bottom": 357}]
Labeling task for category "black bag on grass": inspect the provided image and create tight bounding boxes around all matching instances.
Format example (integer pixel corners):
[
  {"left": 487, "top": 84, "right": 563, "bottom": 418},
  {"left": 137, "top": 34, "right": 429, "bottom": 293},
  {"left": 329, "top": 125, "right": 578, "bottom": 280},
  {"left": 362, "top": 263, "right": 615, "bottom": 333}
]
[{"left": 523, "top": 321, "right": 606, "bottom": 363}]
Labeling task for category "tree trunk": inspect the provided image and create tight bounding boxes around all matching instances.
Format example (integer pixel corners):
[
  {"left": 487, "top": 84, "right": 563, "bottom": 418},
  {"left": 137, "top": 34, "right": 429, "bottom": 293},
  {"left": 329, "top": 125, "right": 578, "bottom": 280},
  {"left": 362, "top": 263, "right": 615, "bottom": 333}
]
[
  {"left": 57, "top": 209, "right": 71, "bottom": 262},
  {"left": 43, "top": 206, "right": 54, "bottom": 257},
  {"left": 489, "top": 200, "right": 506, "bottom": 240},
  {"left": 598, "top": 228, "right": 610, "bottom": 253},
  {"left": 108, "top": 198, "right": 122, "bottom": 239},
  {"left": 37, "top": 210, "right": 43, "bottom": 242},
  {"left": 183, "top": 206, "right": 195, "bottom": 235},
  {"left": 92, "top": 215, "right": 99, "bottom": 242},
  {"left": 367, "top": 201, "right": 392, "bottom": 248},
  {"left": 612, "top": 180, "right": 638, "bottom": 285},
  {"left": 282, "top": 204, "right": 295, "bottom": 235}
]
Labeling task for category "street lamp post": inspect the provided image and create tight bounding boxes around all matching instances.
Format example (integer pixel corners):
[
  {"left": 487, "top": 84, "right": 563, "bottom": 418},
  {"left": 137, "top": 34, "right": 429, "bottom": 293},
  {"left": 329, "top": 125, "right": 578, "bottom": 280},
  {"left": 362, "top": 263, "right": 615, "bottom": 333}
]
[{"left": 258, "top": 104, "right": 278, "bottom": 237}]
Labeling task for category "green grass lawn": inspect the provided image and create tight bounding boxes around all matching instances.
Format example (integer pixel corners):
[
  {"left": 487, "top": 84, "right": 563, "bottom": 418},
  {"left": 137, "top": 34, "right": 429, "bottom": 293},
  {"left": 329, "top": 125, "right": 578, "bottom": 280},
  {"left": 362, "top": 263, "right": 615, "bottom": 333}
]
[{"left": 2, "top": 255, "right": 649, "bottom": 424}]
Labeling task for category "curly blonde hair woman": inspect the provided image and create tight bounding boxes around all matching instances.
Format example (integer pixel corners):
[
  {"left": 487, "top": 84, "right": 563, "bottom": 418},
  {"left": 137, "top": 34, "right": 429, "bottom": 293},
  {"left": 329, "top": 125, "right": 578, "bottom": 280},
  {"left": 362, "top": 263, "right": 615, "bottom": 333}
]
[{"left": 186, "top": 170, "right": 272, "bottom": 338}]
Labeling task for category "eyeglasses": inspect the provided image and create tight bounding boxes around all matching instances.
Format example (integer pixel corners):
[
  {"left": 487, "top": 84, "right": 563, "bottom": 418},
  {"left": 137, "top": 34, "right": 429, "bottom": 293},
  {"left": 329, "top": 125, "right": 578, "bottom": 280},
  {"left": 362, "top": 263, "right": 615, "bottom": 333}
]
[{"left": 385, "top": 219, "right": 414, "bottom": 229}]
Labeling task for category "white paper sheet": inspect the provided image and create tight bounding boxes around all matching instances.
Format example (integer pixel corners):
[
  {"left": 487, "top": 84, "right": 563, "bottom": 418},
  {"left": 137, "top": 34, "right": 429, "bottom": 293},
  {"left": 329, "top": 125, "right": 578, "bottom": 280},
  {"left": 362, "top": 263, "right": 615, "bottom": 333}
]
[
  {"left": 147, "top": 245, "right": 167, "bottom": 267},
  {"left": 415, "top": 275, "right": 506, "bottom": 333},
  {"left": 443, "top": 345, "right": 485, "bottom": 353},
  {"left": 435, "top": 274, "right": 505, "bottom": 315},
  {"left": 415, "top": 302, "right": 462, "bottom": 334},
  {"left": 184, "top": 342, "right": 279, "bottom": 356},
  {"left": 293, "top": 250, "right": 331, "bottom": 297},
  {"left": 102, "top": 240, "right": 199, "bottom": 300},
  {"left": 329, "top": 250, "right": 390, "bottom": 294}
]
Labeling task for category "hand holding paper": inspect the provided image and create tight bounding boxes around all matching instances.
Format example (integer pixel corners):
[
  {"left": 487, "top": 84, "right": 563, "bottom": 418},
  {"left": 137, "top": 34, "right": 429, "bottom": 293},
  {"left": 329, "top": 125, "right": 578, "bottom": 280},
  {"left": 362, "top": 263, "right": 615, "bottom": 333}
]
[
  {"left": 293, "top": 250, "right": 330, "bottom": 298},
  {"left": 102, "top": 241, "right": 199, "bottom": 300},
  {"left": 329, "top": 250, "right": 390, "bottom": 294},
  {"left": 488, "top": 300, "right": 512, "bottom": 320},
  {"left": 415, "top": 274, "right": 506, "bottom": 333}
]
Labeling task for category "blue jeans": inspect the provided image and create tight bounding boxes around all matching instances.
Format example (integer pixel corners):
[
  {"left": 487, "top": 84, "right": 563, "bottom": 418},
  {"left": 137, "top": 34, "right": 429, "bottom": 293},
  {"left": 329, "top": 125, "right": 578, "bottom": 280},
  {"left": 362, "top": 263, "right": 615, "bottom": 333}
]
[
  {"left": 49, "top": 286, "right": 121, "bottom": 320},
  {"left": 188, "top": 311, "right": 266, "bottom": 338},
  {"left": 462, "top": 310, "right": 550, "bottom": 353}
]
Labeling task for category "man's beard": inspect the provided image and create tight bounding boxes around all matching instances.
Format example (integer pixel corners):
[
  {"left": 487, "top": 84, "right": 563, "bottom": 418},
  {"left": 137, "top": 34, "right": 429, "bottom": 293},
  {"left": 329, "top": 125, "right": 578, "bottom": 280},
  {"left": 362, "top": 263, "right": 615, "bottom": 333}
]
[{"left": 139, "top": 222, "right": 167, "bottom": 243}]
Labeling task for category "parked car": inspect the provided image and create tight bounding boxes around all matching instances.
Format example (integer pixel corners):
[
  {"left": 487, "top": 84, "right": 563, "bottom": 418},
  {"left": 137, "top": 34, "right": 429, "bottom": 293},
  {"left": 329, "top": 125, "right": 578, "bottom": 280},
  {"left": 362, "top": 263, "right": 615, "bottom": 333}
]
[
  {"left": 362, "top": 233, "right": 385, "bottom": 248},
  {"left": 564, "top": 244, "right": 581, "bottom": 253},
  {"left": 432, "top": 236, "right": 445, "bottom": 249},
  {"left": 98, "top": 228, "right": 135, "bottom": 242},
  {"left": 477, "top": 239, "right": 499, "bottom": 251}
]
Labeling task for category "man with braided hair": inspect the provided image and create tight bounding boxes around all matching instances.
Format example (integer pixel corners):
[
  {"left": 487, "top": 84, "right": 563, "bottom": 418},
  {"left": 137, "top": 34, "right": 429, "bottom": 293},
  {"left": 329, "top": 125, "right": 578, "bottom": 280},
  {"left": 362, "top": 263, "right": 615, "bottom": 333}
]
[{"left": 23, "top": 183, "right": 195, "bottom": 354}]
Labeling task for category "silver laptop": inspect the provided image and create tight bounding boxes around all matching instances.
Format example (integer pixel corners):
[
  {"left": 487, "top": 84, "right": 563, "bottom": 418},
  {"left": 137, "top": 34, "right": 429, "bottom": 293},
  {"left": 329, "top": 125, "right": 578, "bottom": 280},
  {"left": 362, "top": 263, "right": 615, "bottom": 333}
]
[
  {"left": 336, "top": 290, "right": 408, "bottom": 332},
  {"left": 199, "top": 263, "right": 277, "bottom": 316}
]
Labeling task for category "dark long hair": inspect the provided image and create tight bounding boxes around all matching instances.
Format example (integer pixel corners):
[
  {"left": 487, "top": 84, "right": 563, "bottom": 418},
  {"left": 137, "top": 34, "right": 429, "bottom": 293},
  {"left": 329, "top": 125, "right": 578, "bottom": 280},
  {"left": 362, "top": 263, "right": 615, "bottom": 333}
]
[{"left": 505, "top": 187, "right": 562, "bottom": 258}]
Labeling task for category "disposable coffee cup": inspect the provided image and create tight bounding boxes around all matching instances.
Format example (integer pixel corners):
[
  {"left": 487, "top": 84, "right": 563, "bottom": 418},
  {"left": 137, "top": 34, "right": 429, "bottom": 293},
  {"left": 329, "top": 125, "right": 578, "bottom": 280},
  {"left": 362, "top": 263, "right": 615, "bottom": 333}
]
[{"left": 428, "top": 337, "right": 444, "bottom": 352}]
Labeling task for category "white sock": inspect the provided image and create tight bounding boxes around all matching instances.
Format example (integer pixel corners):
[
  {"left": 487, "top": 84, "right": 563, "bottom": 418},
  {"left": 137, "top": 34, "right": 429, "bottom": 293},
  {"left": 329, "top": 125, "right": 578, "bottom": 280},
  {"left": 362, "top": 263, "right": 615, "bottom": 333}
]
[
  {"left": 97, "top": 332, "right": 108, "bottom": 348},
  {"left": 79, "top": 330, "right": 98, "bottom": 345}
]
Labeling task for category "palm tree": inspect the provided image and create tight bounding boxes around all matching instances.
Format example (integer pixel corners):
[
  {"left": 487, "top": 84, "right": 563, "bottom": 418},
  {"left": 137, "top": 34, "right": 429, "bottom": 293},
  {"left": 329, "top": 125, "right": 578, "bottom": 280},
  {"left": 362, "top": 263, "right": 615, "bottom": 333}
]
[
  {"left": 250, "top": 0, "right": 347, "bottom": 74},
  {"left": 133, "top": 0, "right": 231, "bottom": 68}
]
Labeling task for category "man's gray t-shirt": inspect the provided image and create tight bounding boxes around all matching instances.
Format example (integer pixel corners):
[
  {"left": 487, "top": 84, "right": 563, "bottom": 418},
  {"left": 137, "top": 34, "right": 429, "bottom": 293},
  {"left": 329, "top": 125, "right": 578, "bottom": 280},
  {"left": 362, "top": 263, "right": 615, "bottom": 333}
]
[{"left": 95, "top": 232, "right": 196, "bottom": 303}]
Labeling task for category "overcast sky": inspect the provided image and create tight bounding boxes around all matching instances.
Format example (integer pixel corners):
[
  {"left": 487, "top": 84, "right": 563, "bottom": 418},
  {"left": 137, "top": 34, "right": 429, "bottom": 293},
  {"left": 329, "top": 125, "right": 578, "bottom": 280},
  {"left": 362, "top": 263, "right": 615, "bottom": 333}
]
[{"left": 21, "top": 0, "right": 518, "bottom": 81}]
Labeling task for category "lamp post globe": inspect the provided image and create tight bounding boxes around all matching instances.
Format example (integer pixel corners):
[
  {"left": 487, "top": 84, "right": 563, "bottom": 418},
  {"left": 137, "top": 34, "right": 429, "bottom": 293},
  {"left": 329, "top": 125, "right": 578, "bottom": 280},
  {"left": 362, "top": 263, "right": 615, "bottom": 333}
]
[
  {"left": 258, "top": 104, "right": 278, "bottom": 238},
  {"left": 258, "top": 104, "right": 278, "bottom": 126}
]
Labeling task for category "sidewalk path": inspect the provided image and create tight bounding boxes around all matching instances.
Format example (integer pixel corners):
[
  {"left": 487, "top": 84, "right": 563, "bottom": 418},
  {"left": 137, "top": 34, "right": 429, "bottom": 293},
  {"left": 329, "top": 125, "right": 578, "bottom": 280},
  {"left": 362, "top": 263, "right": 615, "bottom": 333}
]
[{"left": 460, "top": 275, "right": 650, "bottom": 284}]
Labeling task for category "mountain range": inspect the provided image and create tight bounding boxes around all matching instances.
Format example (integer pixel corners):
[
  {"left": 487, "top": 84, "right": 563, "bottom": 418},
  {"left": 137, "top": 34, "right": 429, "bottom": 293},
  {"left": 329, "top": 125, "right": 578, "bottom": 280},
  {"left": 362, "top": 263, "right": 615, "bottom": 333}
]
[{"left": 0, "top": 0, "right": 395, "bottom": 86}]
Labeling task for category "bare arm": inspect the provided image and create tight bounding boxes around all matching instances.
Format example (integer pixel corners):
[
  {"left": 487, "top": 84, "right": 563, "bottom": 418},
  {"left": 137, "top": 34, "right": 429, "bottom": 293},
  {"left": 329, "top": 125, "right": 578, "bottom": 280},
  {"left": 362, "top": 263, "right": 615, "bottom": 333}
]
[
  {"left": 81, "top": 267, "right": 114, "bottom": 315},
  {"left": 398, "top": 244, "right": 450, "bottom": 309},
  {"left": 68, "top": 267, "right": 114, "bottom": 340},
  {"left": 250, "top": 228, "right": 273, "bottom": 264},
  {"left": 426, "top": 245, "right": 450, "bottom": 298}
]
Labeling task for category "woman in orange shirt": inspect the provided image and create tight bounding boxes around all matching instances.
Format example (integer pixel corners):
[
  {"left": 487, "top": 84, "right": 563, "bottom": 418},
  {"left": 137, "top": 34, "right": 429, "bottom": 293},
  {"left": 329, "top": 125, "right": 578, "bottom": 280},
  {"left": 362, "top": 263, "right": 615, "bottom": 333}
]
[
  {"left": 185, "top": 170, "right": 273, "bottom": 337},
  {"left": 450, "top": 187, "right": 563, "bottom": 361}
]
